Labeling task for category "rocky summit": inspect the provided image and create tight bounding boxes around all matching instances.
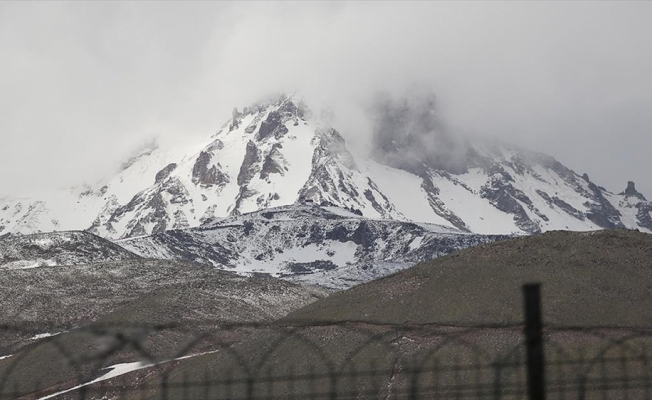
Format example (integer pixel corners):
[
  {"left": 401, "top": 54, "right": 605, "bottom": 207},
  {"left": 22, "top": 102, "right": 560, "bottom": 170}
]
[{"left": 1, "top": 93, "right": 650, "bottom": 240}]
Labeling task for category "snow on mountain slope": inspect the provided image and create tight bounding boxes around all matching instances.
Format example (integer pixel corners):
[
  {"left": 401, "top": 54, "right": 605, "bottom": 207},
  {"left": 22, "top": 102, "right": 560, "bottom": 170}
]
[
  {"left": 87, "top": 97, "right": 418, "bottom": 239},
  {"left": 0, "top": 231, "right": 140, "bottom": 269},
  {"left": 117, "top": 204, "right": 509, "bottom": 289},
  {"left": 605, "top": 181, "right": 652, "bottom": 230},
  {"left": 1, "top": 93, "right": 650, "bottom": 238},
  {"left": 0, "top": 189, "right": 100, "bottom": 236}
]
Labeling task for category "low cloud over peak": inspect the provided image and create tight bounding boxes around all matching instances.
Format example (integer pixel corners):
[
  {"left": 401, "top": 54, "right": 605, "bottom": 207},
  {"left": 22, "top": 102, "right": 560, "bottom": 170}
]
[{"left": 0, "top": 2, "right": 651, "bottom": 196}]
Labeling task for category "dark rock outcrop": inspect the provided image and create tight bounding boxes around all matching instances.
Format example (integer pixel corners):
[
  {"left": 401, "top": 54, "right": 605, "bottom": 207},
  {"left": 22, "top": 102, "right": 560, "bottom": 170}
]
[
  {"left": 191, "top": 140, "right": 230, "bottom": 187},
  {"left": 257, "top": 111, "right": 289, "bottom": 141},
  {"left": 155, "top": 163, "right": 177, "bottom": 184},
  {"left": 260, "top": 144, "right": 287, "bottom": 180},
  {"left": 622, "top": 181, "right": 646, "bottom": 201},
  {"left": 536, "top": 189, "right": 586, "bottom": 221},
  {"left": 285, "top": 260, "right": 338, "bottom": 274},
  {"left": 480, "top": 172, "right": 541, "bottom": 233},
  {"left": 192, "top": 153, "right": 230, "bottom": 187},
  {"left": 584, "top": 181, "right": 625, "bottom": 229},
  {"left": 237, "top": 141, "right": 262, "bottom": 186},
  {"left": 229, "top": 108, "right": 242, "bottom": 131}
]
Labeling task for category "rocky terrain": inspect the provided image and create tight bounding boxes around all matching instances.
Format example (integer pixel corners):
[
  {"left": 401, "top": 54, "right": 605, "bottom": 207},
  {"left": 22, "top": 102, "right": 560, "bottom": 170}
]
[
  {"left": 1, "top": 94, "right": 650, "bottom": 240},
  {"left": 0, "top": 211, "right": 509, "bottom": 290},
  {"left": 118, "top": 204, "right": 510, "bottom": 289},
  {"left": 0, "top": 258, "right": 328, "bottom": 399},
  {"left": 0, "top": 231, "right": 140, "bottom": 269}
]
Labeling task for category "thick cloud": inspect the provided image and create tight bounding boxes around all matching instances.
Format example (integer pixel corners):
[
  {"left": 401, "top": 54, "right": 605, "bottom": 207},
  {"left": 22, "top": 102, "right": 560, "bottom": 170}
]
[
  {"left": 1, "top": 2, "right": 651, "bottom": 196},
  {"left": 365, "top": 87, "right": 468, "bottom": 175}
]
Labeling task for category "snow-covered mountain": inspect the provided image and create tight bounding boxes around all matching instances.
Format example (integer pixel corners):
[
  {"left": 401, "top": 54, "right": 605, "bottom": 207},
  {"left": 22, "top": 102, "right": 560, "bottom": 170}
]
[
  {"left": 1, "top": 93, "right": 650, "bottom": 239},
  {"left": 117, "top": 204, "right": 508, "bottom": 289},
  {"left": 0, "top": 206, "right": 506, "bottom": 289}
]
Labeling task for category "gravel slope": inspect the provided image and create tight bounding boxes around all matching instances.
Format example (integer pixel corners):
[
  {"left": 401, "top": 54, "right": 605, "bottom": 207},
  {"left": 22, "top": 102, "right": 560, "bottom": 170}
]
[{"left": 0, "top": 259, "right": 328, "bottom": 399}]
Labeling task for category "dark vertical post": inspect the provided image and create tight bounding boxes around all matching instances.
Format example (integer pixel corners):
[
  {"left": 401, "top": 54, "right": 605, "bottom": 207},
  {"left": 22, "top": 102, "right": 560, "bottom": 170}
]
[
  {"left": 161, "top": 374, "right": 169, "bottom": 400},
  {"left": 523, "top": 283, "right": 545, "bottom": 400}
]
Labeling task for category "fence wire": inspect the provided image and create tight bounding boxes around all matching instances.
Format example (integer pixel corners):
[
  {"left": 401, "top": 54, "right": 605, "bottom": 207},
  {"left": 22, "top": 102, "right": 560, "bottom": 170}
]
[{"left": 1, "top": 321, "right": 652, "bottom": 399}]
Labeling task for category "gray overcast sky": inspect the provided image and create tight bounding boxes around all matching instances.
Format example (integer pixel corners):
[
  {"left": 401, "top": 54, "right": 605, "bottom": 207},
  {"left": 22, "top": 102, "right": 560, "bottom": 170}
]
[{"left": 1, "top": 2, "right": 651, "bottom": 197}]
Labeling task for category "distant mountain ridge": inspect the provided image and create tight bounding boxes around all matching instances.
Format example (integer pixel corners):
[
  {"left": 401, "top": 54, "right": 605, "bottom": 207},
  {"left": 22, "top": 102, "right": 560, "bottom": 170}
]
[
  {"left": 0, "top": 206, "right": 508, "bottom": 289},
  {"left": 1, "top": 93, "right": 650, "bottom": 239},
  {"left": 117, "top": 204, "right": 509, "bottom": 289}
]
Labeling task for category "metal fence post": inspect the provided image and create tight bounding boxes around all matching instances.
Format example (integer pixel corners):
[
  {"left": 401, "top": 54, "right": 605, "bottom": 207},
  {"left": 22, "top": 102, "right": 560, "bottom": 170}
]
[{"left": 523, "top": 283, "right": 545, "bottom": 400}]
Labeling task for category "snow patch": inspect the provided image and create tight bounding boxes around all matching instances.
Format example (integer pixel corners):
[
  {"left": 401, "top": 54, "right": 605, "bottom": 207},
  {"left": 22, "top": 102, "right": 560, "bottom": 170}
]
[
  {"left": 31, "top": 332, "right": 63, "bottom": 340},
  {"left": 37, "top": 350, "right": 220, "bottom": 400}
]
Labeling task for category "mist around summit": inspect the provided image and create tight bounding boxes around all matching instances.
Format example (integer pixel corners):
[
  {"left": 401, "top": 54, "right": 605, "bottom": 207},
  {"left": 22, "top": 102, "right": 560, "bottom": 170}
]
[
  {"left": 367, "top": 88, "right": 468, "bottom": 175},
  {"left": 0, "top": 2, "right": 651, "bottom": 197}
]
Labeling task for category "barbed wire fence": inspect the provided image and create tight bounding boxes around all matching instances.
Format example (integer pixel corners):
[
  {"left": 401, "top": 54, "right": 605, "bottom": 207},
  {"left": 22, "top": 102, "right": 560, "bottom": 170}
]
[{"left": 1, "top": 283, "right": 652, "bottom": 399}]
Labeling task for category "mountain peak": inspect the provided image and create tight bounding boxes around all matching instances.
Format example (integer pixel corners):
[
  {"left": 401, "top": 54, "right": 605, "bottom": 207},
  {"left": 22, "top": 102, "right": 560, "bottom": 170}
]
[
  {"left": 621, "top": 180, "right": 647, "bottom": 201},
  {"left": 625, "top": 181, "right": 638, "bottom": 196},
  {"left": 2, "top": 95, "right": 652, "bottom": 238}
]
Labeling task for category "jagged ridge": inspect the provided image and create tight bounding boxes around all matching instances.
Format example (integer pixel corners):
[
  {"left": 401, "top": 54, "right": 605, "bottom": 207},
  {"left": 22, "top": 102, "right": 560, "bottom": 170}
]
[
  {"left": 1, "top": 94, "right": 650, "bottom": 239},
  {"left": 117, "top": 204, "right": 510, "bottom": 289}
]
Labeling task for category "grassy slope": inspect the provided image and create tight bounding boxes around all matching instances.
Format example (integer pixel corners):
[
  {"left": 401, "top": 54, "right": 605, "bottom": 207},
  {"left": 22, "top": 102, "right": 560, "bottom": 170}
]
[
  {"left": 135, "top": 230, "right": 652, "bottom": 399},
  {"left": 285, "top": 230, "right": 652, "bottom": 327}
]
